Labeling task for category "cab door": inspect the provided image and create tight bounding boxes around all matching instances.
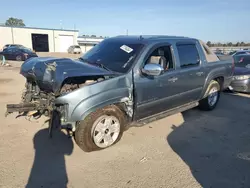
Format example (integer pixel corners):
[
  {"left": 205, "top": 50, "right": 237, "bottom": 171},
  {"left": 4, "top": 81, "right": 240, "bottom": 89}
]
[
  {"left": 174, "top": 42, "right": 206, "bottom": 103},
  {"left": 134, "top": 44, "right": 184, "bottom": 120}
]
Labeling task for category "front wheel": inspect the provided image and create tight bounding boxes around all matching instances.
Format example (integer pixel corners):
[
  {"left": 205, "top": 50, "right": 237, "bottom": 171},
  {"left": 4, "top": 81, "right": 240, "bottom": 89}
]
[
  {"left": 74, "top": 105, "right": 125, "bottom": 152},
  {"left": 199, "top": 80, "right": 220, "bottom": 111}
]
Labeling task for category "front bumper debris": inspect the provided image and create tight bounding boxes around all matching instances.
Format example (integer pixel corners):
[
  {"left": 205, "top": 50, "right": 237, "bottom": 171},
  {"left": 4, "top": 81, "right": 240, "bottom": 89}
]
[{"left": 5, "top": 103, "right": 42, "bottom": 116}]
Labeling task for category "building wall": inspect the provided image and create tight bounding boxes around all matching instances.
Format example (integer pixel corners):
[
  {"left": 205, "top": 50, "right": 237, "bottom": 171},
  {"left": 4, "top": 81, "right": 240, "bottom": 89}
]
[
  {"left": 0, "top": 27, "right": 13, "bottom": 49},
  {"left": 54, "top": 30, "right": 78, "bottom": 52},
  {"left": 79, "top": 44, "right": 96, "bottom": 53},
  {"left": 77, "top": 37, "right": 104, "bottom": 53},
  {"left": 12, "top": 27, "right": 54, "bottom": 51},
  {"left": 0, "top": 26, "right": 78, "bottom": 52}
]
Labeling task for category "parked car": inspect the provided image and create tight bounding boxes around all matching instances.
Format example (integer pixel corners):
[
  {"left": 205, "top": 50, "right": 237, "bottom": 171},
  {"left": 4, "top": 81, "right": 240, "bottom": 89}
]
[
  {"left": 231, "top": 50, "right": 250, "bottom": 56},
  {"left": 0, "top": 46, "right": 38, "bottom": 61},
  {"left": 228, "top": 54, "right": 250, "bottom": 93},
  {"left": 233, "top": 54, "right": 250, "bottom": 68},
  {"left": 229, "top": 67, "right": 250, "bottom": 93},
  {"left": 2, "top": 44, "right": 25, "bottom": 50},
  {"left": 214, "top": 51, "right": 225, "bottom": 56},
  {"left": 6, "top": 35, "right": 234, "bottom": 152},
  {"left": 229, "top": 50, "right": 237, "bottom": 55},
  {"left": 214, "top": 51, "right": 233, "bottom": 61},
  {"left": 68, "top": 45, "right": 82, "bottom": 54}
]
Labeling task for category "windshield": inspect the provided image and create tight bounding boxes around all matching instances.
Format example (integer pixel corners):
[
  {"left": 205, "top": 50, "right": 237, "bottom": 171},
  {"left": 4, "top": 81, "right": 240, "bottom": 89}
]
[{"left": 80, "top": 40, "right": 144, "bottom": 73}]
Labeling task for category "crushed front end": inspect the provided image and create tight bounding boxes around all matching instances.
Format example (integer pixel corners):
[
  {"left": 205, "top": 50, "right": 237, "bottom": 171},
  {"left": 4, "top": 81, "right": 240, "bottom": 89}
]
[
  {"left": 6, "top": 80, "right": 56, "bottom": 117},
  {"left": 5, "top": 57, "right": 116, "bottom": 135}
]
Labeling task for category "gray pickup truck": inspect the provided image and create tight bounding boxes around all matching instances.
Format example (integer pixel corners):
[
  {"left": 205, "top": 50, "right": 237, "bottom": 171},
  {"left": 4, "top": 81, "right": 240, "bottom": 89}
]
[{"left": 6, "top": 35, "right": 234, "bottom": 152}]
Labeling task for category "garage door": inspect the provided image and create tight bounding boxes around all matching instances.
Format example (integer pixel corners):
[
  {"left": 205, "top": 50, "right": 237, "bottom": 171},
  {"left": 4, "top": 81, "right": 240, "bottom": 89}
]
[{"left": 58, "top": 35, "right": 74, "bottom": 52}]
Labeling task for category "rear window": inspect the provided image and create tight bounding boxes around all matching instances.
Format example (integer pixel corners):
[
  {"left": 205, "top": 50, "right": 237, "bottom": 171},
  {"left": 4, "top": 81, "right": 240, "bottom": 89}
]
[
  {"left": 177, "top": 44, "right": 200, "bottom": 68},
  {"left": 74, "top": 46, "right": 80, "bottom": 48}
]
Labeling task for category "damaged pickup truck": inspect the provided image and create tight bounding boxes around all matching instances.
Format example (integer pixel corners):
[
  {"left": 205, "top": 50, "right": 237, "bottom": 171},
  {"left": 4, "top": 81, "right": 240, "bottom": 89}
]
[{"left": 6, "top": 36, "right": 234, "bottom": 152}]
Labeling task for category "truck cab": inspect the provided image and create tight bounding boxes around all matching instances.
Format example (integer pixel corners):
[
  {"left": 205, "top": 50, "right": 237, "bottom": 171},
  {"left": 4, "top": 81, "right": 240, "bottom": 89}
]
[{"left": 6, "top": 35, "right": 233, "bottom": 152}]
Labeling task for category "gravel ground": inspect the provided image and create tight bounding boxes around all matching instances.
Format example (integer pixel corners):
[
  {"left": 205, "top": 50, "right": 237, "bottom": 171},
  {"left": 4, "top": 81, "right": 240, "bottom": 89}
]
[{"left": 1, "top": 65, "right": 250, "bottom": 188}]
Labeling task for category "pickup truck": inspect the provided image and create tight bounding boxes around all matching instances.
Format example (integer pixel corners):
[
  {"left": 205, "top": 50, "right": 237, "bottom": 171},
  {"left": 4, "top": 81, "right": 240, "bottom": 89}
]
[{"left": 6, "top": 35, "right": 234, "bottom": 152}]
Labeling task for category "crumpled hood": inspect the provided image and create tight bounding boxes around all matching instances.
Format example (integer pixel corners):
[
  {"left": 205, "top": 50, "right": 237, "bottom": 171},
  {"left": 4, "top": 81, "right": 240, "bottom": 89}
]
[{"left": 20, "top": 57, "right": 116, "bottom": 93}]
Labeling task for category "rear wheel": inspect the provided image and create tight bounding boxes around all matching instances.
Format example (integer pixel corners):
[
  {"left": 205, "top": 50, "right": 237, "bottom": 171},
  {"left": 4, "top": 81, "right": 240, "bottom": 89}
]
[
  {"left": 199, "top": 80, "right": 220, "bottom": 111},
  {"left": 16, "top": 55, "right": 23, "bottom": 61},
  {"left": 74, "top": 105, "right": 125, "bottom": 152}
]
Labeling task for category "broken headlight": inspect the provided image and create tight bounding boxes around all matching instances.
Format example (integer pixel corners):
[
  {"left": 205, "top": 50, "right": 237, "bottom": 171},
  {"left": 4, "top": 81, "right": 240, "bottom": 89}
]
[{"left": 233, "top": 75, "right": 250, "bottom": 80}]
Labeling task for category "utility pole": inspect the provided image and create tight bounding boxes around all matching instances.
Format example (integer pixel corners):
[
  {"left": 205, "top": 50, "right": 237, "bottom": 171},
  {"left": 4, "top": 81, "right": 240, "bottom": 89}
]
[
  {"left": 60, "top": 20, "right": 63, "bottom": 30},
  {"left": 11, "top": 26, "right": 14, "bottom": 44},
  {"left": 74, "top": 24, "right": 76, "bottom": 45}
]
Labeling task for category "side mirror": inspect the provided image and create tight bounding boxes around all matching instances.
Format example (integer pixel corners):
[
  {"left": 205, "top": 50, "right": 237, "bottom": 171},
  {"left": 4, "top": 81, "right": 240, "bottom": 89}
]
[{"left": 142, "top": 63, "right": 164, "bottom": 76}]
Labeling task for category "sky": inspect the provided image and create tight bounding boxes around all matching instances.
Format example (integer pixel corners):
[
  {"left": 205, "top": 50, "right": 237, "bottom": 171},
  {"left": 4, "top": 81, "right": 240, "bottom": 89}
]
[{"left": 0, "top": 0, "right": 250, "bottom": 42}]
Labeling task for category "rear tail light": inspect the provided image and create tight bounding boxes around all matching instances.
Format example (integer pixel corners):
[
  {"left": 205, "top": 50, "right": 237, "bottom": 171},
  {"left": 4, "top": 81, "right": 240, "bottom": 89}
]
[{"left": 239, "top": 57, "right": 244, "bottom": 63}]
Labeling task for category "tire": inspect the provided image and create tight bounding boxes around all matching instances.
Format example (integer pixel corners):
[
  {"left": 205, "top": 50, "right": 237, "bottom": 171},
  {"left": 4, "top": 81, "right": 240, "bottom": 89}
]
[
  {"left": 199, "top": 80, "right": 220, "bottom": 111},
  {"left": 74, "top": 105, "right": 125, "bottom": 152},
  {"left": 16, "top": 55, "right": 23, "bottom": 61}
]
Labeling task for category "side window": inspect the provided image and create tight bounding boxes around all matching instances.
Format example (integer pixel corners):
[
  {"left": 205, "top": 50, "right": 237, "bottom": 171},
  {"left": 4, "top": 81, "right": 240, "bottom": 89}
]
[
  {"left": 146, "top": 46, "right": 174, "bottom": 71},
  {"left": 4, "top": 48, "right": 12, "bottom": 53},
  {"left": 177, "top": 44, "right": 200, "bottom": 68}
]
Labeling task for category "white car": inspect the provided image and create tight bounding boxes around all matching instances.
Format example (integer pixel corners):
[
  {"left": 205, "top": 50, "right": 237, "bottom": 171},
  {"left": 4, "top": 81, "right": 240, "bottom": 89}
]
[{"left": 68, "top": 45, "right": 82, "bottom": 54}]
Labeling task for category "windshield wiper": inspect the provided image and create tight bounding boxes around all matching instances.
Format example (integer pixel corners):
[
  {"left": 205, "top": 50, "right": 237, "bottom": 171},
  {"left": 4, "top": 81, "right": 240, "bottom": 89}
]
[
  {"left": 98, "top": 63, "right": 113, "bottom": 72},
  {"left": 78, "top": 58, "right": 112, "bottom": 72},
  {"left": 78, "top": 57, "right": 90, "bottom": 63}
]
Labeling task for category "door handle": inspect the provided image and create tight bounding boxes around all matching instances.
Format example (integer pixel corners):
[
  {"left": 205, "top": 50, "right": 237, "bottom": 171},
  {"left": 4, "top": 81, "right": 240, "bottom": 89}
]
[
  {"left": 196, "top": 72, "right": 204, "bottom": 76},
  {"left": 168, "top": 77, "right": 178, "bottom": 82}
]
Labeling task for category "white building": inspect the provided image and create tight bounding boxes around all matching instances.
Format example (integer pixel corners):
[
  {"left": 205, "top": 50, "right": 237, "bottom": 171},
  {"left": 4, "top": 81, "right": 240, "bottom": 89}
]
[
  {"left": 0, "top": 25, "right": 79, "bottom": 52},
  {"left": 77, "top": 36, "right": 104, "bottom": 53}
]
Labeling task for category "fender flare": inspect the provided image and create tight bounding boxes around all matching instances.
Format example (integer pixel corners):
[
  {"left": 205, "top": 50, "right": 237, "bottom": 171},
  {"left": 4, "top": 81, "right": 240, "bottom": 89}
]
[
  {"left": 200, "top": 72, "right": 224, "bottom": 99},
  {"left": 70, "top": 89, "right": 133, "bottom": 122}
]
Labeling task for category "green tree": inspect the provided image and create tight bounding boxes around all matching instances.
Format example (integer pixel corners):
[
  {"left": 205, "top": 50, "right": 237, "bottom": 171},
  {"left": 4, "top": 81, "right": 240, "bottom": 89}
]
[
  {"left": 206, "top": 41, "right": 212, "bottom": 47},
  {"left": 240, "top": 42, "right": 245, "bottom": 46},
  {"left": 5, "top": 17, "right": 25, "bottom": 26}
]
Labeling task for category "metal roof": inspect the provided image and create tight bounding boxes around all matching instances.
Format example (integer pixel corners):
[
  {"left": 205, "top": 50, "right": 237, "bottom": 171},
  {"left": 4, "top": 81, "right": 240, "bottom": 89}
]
[
  {"left": 0, "top": 25, "right": 78, "bottom": 32},
  {"left": 78, "top": 41, "right": 100, "bottom": 45},
  {"left": 78, "top": 36, "right": 105, "bottom": 39},
  {"left": 115, "top": 35, "right": 192, "bottom": 40}
]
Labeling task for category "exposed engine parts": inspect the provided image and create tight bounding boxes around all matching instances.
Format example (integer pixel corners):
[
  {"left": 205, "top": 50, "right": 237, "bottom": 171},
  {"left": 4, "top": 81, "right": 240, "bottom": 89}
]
[
  {"left": 60, "top": 77, "right": 105, "bottom": 94},
  {"left": 6, "top": 76, "right": 106, "bottom": 119}
]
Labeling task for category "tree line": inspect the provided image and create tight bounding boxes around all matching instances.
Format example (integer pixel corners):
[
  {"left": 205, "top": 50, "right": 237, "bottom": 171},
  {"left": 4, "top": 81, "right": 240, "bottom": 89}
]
[{"left": 207, "top": 41, "right": 250, "bottom": 47}]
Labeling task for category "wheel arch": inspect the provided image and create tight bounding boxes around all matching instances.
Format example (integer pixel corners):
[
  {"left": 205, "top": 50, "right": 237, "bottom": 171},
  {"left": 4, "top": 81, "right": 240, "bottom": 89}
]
[
  {"left": 200, "top": 74, "right": 225, "bottom": 99},
  {"left": 71, "top": 94, "right": 134, "bottom": 125}
]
